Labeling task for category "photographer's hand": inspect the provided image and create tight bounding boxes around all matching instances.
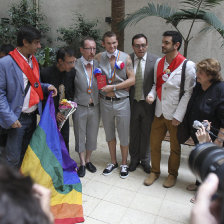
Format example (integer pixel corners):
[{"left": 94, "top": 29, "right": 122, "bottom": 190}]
[
  {"left": 196, "top": 125, "right": 211, "bottom": 143},
  {"left": 32, "top": 184, "right": 54, "bottom": 224},
  {"left": 191, "top": 173, "right": 221, "bottom": 224}
]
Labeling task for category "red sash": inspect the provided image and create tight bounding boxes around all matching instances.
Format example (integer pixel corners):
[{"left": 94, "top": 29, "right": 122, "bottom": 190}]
[
  {"left": 156, "top": 52, "right": 185, "bottom": 100},
  {"left": 9, "top": 49, "right": 43, "bottom": 107}
]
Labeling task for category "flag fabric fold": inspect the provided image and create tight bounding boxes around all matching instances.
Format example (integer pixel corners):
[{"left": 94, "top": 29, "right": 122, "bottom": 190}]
[{"left": 21, "top": 93, "right": 84, "bottom": 224}]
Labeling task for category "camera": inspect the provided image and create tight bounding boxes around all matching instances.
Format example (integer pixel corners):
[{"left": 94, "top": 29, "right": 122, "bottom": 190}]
[
  {"left": 192, "top": 120, "right": 209, "bottom": 130},
  {"left": 188, "top": 142, "right": 224, "bottom": 193}
]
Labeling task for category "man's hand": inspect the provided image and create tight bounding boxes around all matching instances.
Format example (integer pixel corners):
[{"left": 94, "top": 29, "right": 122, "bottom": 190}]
[
  {"left": 172, "top": 118, "right": 180, "bottom": 126},
  {"left": 32, "top": 184, "right": 54, "bottom": 224},
  {"left": 56, "top": 112, "right": 66, "bottom": 123},
  {"left": 48, "top": 85, "right": 57, "bottom": 97},
  {"left": 146, "top": 95, "right": 154, "bottom": 104},
  {"left": 11, "top": 120, "right": 22, "bottom": 128},
  {"left": 101, "top": 85, "right": 114, "bottom": 93}
]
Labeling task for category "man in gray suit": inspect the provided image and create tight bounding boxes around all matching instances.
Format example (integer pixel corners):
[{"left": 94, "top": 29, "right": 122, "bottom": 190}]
[
  {"left": 129, "top": 34, "right": 158, "bottom": 173},
  {"left": 73, "top": 37, "right": 100, "bottom": 177}
]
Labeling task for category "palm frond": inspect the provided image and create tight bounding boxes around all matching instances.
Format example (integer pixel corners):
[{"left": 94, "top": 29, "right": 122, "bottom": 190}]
[
  {"left": 119, "top": 2, "right": 176, "bottom": 29},
  {"left": 200, "top": 11, "right": 224, "bottom": 38},
  {"left": 167, "top": 9, "right": 205, "bottom": 26},
  {"left": 181, "top": 0, "right": 224, "bottom": 9}
]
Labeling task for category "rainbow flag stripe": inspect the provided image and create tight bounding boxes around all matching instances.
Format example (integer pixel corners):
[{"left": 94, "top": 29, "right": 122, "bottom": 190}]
[{"left": 21, "top": 94, "right": 84, "bottom": 224}]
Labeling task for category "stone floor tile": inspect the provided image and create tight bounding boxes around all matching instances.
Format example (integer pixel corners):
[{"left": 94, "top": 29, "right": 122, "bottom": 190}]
[
  {"left": 89, "top": 200, "right": 128, "bottom": 224},
  {"left": 104, "top": 186, "right": 136, "bottom": 207},
  {"left": 120, "top": 208, "right": 156, "bottom": 224},
  {"left": 129, "top": 193, "right": 163, "bottom": 215}
]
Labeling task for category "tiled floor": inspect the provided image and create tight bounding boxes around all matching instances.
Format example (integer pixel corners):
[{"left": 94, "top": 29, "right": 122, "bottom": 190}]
[{"left": 69, "top": 127, "right": 196, "bottom": 224}]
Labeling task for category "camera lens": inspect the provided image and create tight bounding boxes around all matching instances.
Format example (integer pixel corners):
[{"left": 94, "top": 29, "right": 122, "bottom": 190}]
[{"left": 189, "top": 143, "right": 224, "bottom": 192}]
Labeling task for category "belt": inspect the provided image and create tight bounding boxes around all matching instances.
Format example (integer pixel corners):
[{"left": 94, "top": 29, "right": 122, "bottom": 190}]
[
  {"left": 100, "top": 94, "right": 128, "bottom": 101},
  {"left": 78, "top": 103, "right": 94, "bottom": 107},
  {"left": 20, "top": 110, "right": 37, "bottom": 117}
]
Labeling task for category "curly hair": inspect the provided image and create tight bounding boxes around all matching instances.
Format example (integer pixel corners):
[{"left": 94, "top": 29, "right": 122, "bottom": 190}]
[{"left": 196, "top": 58, "right": 223, "bottom": 82}]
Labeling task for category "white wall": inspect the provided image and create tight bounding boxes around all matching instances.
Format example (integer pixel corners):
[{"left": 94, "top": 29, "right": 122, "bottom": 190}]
[{"left": 1, "top": 0, "right": 224, "bottom": 70}]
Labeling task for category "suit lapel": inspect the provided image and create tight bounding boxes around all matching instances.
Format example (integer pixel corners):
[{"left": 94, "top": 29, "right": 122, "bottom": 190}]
[{"left": 167, "top": 61, "right": 183, "bottom": 82}]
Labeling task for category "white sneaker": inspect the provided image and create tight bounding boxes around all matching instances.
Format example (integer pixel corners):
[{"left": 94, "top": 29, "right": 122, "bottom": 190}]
[{"left": 120, "top": 165, "right": 129, "bottom": 179}]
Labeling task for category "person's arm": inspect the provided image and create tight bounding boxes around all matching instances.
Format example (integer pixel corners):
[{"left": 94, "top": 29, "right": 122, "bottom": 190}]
[
  {"left": 101, "top": 55, "right": 135, "bottom": 93},
  {"left": 214, "top": 128, "right": 224, "bottom": 147},
  {"left": 146, "top": 58, "right": 159, "bottom": 104},
  {"left": 0, "top": 61, "right": 18, "bottom": 128},
  {"left": 191, "top": 173, "right": 220, "bottom": 224}
]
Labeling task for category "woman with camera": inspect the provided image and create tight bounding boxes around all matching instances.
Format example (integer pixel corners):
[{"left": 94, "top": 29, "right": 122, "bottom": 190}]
[{"left": 185, "top": 58, "right": 224, "bottom": 195}]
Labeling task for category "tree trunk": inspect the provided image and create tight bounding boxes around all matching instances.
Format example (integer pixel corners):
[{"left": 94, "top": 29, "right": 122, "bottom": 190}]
[
  {"left": 111, "top": 0, "right": 125, "bottom": 51},
  {"left": 183, "top": 40, "right": 188, "bottom": 58}
]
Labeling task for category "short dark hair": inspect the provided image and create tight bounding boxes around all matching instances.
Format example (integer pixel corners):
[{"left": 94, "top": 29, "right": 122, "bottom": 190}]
[
  {"left": 56, "top": 47, "right": 75, "bottom": 62},
  {"left": 0, "top": 162, "right": 50, "bottom": 224},
  {"left": 17, "top": 25, "right": 41, "bottom": 47},
  {"left": 132, "top": 34, "right": 148, "bottom": 45},
  {"left": 163, "top": 31, "right": 182, "bottom": 50},
  {"left": 80, "top": 37, "right": 95, "bottom": 48},
  {"left": 0, "top": 44, "right": 14, "bottom": 55},
  {"left": 102, "top": 31, "right": 117, "bottom": 42}
]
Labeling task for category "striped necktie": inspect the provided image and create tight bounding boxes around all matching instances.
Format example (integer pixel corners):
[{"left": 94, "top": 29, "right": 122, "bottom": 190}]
[{"left": 134, "top": 58, "right": 143, "bottom": 101}]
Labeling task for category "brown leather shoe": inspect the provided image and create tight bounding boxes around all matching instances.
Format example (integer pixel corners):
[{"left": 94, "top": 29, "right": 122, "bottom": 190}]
[
  {"left": 163, "top": 175, "right": 176, "bottom": 188},
  {"left": 144, "top": 172, "right": 159, "bottom": 186},
  {"left": 186, "top": 183, "right": 198, "bottom": 191}
]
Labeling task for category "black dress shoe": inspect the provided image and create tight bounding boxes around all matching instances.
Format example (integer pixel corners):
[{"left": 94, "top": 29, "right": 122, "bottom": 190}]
[
  {"left": 86, "top": 162, "right": 97, "bottom": 173},
  {"left": 78, "top": 165, "right": 86, "bottom": 177},
  {"left": 129, "top": 161, "right": 140, "bottom": 172},
  {"left": 141, "top": 162, "right": 151, "bottom": 174}
]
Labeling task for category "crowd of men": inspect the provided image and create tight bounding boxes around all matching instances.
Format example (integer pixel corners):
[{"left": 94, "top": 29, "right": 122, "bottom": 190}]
[{"left": 0, "top": 25, "right": 197, "bottom": 188}]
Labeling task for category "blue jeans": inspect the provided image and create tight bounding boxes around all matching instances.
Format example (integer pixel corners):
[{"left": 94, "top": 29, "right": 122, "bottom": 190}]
[{"left": 4, "top": 113, "right": 37, "bottom": 168}]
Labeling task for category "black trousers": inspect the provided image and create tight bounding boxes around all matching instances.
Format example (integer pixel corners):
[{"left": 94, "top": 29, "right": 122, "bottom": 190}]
[
  {"left": 129, "top": 100, "right": 154, "bottom": 164},
  {"left": 61, "top": 119, "right": 70, "bottom": 151}
]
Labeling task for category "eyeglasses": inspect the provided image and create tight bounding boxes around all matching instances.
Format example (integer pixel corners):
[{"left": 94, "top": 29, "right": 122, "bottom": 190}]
[
  {"left": 133, "top": 44, "right": 147, "bottom": 49},
  {"left": 83, "top": 48, "right": 96, "bottom": 52}
]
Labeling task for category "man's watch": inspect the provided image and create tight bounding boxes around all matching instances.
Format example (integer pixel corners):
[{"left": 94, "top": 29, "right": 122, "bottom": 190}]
[{"left": 113, "top": 85, "right": 117, "bottom": 92}]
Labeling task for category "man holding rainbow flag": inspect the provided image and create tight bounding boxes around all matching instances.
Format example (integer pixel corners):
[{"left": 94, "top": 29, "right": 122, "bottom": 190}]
[{"left": 0, "top": 25, "right": 57, "bottom": 169}]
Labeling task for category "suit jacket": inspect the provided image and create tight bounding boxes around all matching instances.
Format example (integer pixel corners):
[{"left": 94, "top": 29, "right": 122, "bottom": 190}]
[
  {"left": 148, "top": 58, "right": 196, "bottom": 122},
  {"left": 0, "top": 55, "right": 50, "bottom": 129},
  {"left": 74, "top": 58, "right": 99, "bottom": 106},
  {"left": 129, "top": 52, "right": 158, "bottom": 106},
  {"left": 40, "top": 65, "right": 76, "bottom": 112}
]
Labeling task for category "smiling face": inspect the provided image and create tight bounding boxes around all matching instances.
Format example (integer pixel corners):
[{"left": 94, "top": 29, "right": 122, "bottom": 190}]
[
  {"left": 102, "top": 36, "right": 118, "bottom": 54},
  {"left": 132, "top": 37, "right": 148, "bottom": 58}
]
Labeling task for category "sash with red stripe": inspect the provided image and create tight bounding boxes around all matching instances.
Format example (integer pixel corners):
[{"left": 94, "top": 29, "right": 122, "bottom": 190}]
[
  {"left": 156, "top": 52, "right": 185, "bottom": 100},
  {"left": 9, "top": 49, "right": 43, "bottom": 107}
]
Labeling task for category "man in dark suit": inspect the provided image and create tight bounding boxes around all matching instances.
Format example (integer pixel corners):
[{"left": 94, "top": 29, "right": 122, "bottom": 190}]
[
  {"left": 41, "top": 47, "right": 76, "bottom": 151},
  {"left": 129, "top": 34, "right": 158, "bottom": 173}
]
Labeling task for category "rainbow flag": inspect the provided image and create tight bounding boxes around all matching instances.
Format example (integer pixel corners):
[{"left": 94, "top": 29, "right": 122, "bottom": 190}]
[{"left": 21, "top": 93, "right": 84, "bottom": 224}]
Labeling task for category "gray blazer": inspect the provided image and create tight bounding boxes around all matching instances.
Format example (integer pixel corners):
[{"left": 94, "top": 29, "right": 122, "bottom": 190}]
[
  {"left": 74, "top": 58, "right": 99, "bottom": 106},
  {"left": 129, "top": 52, "right": 158, "bottom": 106}
]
